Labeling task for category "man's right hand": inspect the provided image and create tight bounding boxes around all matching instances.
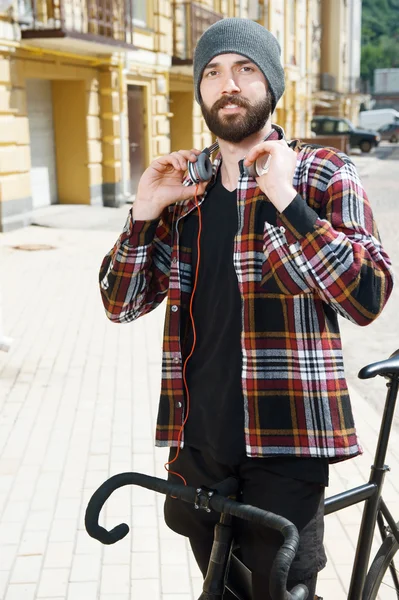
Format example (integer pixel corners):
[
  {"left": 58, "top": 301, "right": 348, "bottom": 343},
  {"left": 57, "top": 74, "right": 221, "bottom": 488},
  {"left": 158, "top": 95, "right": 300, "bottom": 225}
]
[{"left": 133, "top": 149, "right": 208, "bottom": 221}]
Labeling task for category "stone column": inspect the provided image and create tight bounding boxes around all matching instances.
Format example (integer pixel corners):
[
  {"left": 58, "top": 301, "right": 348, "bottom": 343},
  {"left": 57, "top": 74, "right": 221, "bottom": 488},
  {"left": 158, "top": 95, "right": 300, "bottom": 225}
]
[
  {"left": 0, "top": 53, "right": 31, "bottom": 231},
  {"left": 99, "top": 66, "right": 127, "bottom": 207}
]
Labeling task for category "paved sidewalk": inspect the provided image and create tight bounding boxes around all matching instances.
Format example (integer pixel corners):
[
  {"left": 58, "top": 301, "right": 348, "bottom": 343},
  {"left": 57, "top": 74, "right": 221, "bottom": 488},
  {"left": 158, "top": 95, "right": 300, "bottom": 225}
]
[{"left": 0, "top": 212, "right": 398, "bottom": 600}]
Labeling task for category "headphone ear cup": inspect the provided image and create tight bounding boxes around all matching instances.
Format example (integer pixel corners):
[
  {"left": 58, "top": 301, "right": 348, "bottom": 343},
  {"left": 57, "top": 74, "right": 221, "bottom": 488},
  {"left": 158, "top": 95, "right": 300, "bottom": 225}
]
[
  {"left": 243, "top": 162, "right": 258, "bottom": 179},
  {"left": 195, "top": 152, "right": 213, "bottom": 182}
]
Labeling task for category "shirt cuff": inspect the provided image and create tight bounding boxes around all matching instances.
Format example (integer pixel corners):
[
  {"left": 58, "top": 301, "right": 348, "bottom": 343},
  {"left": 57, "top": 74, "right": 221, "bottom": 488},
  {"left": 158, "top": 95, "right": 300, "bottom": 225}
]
[
  {"left": 129, "top": 214, "right": 159, "bottom": 246},
  {"left": 277, "top": 194, "right": 319, "bottom": 243}
]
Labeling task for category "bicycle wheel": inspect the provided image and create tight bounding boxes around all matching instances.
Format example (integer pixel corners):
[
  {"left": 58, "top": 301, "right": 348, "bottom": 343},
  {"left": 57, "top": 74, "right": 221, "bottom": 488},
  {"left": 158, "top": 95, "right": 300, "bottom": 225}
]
[{"left": 362, "top": 532, "right": 399, "bottom": 599}]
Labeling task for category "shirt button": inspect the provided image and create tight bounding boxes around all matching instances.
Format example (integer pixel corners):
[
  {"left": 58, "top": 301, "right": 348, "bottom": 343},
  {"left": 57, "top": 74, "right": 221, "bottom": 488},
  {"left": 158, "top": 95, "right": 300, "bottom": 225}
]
[
  {"left": 172, "top": 257, "right": 177, "bottom": 264},
  {"left": 173, "top": 356, "right": 180, "bottom": 364},
  {"left": 176, "top": 401, "right": 182, "bottom": 408},
  {"left": 171, "top": 305, "right": 179, "bottom": 312},
  {"left": 280, "top": 226, "right": 286, "bottom": 234}
]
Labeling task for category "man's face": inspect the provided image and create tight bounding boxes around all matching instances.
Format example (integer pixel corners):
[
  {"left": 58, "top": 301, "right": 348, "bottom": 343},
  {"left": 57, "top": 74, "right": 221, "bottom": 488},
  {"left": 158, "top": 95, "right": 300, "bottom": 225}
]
[{"left": 199, "top": 53, "right": 273, "bottom": 143}]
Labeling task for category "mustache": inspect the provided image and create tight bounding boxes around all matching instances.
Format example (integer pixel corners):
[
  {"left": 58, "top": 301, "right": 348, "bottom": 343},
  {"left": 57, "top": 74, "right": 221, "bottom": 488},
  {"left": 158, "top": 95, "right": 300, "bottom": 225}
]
[{"left": 212, "top": 95, "right": 250, "bottom": 111}]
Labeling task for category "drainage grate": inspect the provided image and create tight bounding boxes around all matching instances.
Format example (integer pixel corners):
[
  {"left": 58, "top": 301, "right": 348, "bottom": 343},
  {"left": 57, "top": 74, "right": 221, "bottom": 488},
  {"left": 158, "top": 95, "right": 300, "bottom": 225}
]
[{"left": 11, "top": 243, "right": 56, "bottom": 251}]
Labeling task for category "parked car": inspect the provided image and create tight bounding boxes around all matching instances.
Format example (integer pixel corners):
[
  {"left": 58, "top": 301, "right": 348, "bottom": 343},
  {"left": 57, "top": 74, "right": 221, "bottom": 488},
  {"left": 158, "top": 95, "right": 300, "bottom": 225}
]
[
  {"left": 378, "top": 122, "right": 399, "bottom": 143},
  {"left": 311, "top": 116, "right": 380, "bottom": 153},
  {"left": 359, "top": 108, "right": 399, "bottom": 131}
]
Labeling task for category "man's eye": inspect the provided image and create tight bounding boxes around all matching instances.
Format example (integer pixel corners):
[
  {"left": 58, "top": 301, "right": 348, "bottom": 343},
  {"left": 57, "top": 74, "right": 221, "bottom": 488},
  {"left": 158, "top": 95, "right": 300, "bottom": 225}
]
[
  {"left": 206, "top": 70, "right": 218, "bottom": 77},
  {"left": 241, "top": 66, "right": 254, "bottom": 72}
]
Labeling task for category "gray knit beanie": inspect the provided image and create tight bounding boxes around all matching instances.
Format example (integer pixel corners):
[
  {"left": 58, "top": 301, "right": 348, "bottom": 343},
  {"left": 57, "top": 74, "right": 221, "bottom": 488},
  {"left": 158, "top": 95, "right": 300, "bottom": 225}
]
[{"left": 194, "top": 18, "right": 285, "bottom": 110}]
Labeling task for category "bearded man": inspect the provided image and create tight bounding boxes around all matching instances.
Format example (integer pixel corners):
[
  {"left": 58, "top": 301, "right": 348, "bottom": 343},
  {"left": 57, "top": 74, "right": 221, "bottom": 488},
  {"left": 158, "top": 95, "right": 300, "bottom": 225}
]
[{"left": 99, "top": 19, "right": 393, "bottom": 599}]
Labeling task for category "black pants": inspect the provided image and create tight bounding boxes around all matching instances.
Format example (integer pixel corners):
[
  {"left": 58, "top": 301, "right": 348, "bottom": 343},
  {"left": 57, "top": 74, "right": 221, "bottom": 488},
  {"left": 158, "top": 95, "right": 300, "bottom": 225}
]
[{"left": 164, "top": 446, "right": 326, "bottom": 600}]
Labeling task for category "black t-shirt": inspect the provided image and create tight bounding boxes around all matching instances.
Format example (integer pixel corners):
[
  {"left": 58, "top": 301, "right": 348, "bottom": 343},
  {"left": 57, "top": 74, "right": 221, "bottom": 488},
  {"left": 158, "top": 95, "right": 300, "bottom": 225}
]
[{"left": 181, "top": 170, "right": 329, "bottom": 486}]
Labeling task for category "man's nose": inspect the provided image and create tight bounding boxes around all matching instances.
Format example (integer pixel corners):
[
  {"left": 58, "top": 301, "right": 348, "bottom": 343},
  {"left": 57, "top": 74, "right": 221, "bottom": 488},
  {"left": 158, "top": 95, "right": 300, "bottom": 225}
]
[{"left": 222, "top": 77, "right": 241, "bottom": 95}]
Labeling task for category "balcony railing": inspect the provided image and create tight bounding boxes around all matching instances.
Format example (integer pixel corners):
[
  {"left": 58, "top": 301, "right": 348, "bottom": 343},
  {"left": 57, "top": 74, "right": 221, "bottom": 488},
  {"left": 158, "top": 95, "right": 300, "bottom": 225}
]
[
  {"left": 18, "top": 0, "right": 135, "bottom": 49},
  {"left": 347, "top": 76, "right": 360, "bottom": 94},
  {"left": 345, "top": 76, "right": 366, "bottom": 94},
  {"left": 316, "top": 74, "right": 368, "bottom": 96},
  {"left": 172, "top": 2, "right": 223, "bottom": 64}
]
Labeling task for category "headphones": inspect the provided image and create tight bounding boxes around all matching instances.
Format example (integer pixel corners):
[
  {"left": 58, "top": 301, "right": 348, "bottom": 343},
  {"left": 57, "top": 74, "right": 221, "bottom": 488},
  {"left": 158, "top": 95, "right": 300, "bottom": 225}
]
[{"left": 188, "top": 123, "right": 287, "bottom": 184}]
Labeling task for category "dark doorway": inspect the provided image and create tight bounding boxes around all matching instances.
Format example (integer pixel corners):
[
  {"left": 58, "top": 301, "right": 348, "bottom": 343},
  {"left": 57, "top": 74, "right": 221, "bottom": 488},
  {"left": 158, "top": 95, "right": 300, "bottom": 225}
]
[{"left": 127, "top": 85, "right": 146, "bottom": 198}]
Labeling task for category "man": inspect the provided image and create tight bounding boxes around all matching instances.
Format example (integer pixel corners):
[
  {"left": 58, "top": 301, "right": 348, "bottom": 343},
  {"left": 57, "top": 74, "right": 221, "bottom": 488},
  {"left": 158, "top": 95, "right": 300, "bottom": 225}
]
[{"left": 99, "top": 18, "right": 393, "bottom": 600}]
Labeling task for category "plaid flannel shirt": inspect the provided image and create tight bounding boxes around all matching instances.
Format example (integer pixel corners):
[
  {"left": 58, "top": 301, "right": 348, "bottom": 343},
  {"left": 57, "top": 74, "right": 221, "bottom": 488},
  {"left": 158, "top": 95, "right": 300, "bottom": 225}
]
[{"left": 100, "top": 134, "right": 394, "bottom": 461}]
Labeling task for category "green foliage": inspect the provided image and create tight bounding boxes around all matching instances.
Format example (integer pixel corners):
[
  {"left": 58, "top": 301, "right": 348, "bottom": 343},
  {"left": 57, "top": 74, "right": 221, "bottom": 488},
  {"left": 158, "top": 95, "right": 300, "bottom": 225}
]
[{"left": 361, "top": 0, "right": 399, "bottom": 84}]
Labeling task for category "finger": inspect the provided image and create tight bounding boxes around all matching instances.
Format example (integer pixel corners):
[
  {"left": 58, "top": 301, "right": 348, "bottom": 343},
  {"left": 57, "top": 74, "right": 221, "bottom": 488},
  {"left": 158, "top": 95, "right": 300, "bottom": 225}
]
[
  {"left": 176, "top": 149, "right": 200, "bottom": 163},
  {"left": 156, "top": 155, "right": 186, "bottom": 172},
  {"left": 244, "top": 140, "right": 287, "bottom": 165},
  {"left": 168, "top": 153, "right": 189, "bottom": 171},
  {"left": 171, "top": 152, "right": 189, "bottom": 171},
  {"left": 175, "top": 181, "right": 207, "bottom": 203},
  {"left": 195, "top": 181, "right": 208, "bottom": 194}
]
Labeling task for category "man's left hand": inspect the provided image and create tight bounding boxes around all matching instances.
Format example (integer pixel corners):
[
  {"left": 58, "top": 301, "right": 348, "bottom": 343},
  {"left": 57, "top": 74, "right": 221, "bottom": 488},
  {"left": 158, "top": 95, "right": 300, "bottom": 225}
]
[{"left": 244, "top": 139, "right": 298, "bottom": 213}]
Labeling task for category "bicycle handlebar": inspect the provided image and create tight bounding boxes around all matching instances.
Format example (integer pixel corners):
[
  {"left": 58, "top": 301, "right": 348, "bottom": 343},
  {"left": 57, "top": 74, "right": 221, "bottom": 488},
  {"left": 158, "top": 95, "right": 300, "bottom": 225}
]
[{"left": 85, "top": 472, "right": 308, "bottom": 600}]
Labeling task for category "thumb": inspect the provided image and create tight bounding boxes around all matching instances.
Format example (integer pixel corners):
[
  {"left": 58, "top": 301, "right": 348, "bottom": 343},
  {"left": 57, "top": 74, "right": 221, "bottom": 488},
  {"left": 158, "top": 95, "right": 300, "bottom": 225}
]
[
  {"left": 193, "top": 181, "right": 208, "bottom": 196},
  {"left": 177, "top": 181, "right": 208, "bottom": 202}
]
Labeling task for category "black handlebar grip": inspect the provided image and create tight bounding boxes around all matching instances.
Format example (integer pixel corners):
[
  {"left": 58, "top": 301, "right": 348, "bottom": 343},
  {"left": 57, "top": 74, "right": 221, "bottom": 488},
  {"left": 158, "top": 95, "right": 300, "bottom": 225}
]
[
  {"left": 85, "top": 472, "right": 197, "bottom": 544},
  {"left": 85, "top": 474, "right": 132, "bottom": 544},
  {"left": 89, "top": 522, "right": 130, "bottom": 545}
]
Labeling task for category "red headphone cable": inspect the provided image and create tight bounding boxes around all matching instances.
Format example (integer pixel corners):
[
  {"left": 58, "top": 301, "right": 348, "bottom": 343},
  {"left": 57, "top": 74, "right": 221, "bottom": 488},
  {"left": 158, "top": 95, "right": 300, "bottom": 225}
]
[{"left": 164, "top": 184, "right": 202, "bottom": 485}]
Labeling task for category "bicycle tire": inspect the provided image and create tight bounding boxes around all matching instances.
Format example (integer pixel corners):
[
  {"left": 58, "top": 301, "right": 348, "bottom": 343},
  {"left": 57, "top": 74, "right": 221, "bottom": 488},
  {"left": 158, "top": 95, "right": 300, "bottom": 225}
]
[{"left": 362, "top": 531, "right": 399, "bottom": 599}]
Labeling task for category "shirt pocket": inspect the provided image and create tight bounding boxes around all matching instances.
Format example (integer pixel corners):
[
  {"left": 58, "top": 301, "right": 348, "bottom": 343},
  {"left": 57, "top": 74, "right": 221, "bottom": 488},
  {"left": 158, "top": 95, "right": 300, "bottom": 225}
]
[{"left": 261, "top": 221, "right": 313, "bottom": 295}]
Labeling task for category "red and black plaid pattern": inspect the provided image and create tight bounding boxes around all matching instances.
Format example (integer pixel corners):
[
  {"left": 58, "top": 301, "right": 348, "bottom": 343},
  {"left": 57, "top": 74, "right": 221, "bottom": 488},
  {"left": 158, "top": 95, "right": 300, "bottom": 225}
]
[{"left": 100, "top": 135, "right": 393, "bottom": 461}]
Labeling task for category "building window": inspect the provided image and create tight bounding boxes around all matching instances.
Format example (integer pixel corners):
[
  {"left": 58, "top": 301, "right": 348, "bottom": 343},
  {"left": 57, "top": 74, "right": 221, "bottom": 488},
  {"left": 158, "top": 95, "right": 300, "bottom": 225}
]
[
  {"left": 134, "top": 0, "right": 148, "bottom": 27},
  {"left": 248, "top": 0, "right": 260, "bottom": 20}
]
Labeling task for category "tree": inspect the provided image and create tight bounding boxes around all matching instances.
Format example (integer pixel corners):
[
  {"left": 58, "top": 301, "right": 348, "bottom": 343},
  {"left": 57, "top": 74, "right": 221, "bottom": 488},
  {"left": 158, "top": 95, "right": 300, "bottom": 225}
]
[{"left": 361, "top": 0, "right": 399, "bottom": 87}]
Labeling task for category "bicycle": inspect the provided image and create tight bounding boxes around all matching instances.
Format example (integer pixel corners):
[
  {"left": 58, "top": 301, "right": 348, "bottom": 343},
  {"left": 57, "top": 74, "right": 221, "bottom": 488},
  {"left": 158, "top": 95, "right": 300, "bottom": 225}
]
[{"left": 85, "top": 349, "right": 399, "bottom": 600}]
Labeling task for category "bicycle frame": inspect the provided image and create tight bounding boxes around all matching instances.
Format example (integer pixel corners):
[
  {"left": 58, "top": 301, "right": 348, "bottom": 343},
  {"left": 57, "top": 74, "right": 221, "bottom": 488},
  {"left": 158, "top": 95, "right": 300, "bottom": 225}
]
[
  {"left": 324, "top": 375, "right": 399, "bottom": 599},
  {"left": 85, "top": 352, "right": 399, "bottom": 600},
  {"left": 214, "top": 372, "right": 399, "bottom": 599}
]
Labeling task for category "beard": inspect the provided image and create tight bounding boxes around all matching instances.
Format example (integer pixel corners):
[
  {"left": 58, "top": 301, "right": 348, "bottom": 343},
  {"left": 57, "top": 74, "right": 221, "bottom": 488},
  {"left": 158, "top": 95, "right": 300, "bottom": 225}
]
[{"left": 200, "top": 91, "right": 274, "bottom": 143}]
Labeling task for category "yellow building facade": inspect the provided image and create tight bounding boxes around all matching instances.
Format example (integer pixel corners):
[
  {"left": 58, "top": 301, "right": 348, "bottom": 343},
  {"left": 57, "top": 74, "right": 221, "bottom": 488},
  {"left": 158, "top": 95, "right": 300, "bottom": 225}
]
[
  {"left": 1, "top": 0, "right": 359, "bottom": 232},
  {"left": 314, "top": 0, "right": 367, "bottom": 125},
  {"left": 0, "top": 0, "right": 174, "bottom": 231}
]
